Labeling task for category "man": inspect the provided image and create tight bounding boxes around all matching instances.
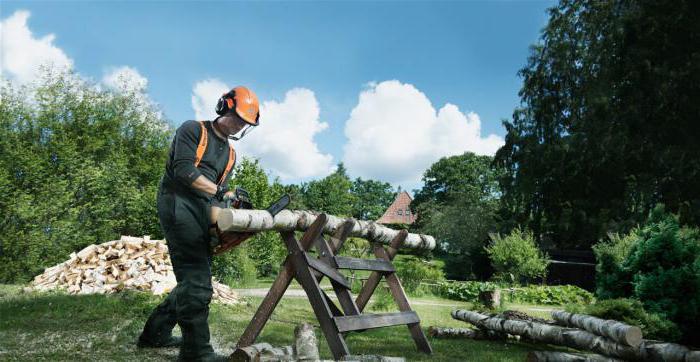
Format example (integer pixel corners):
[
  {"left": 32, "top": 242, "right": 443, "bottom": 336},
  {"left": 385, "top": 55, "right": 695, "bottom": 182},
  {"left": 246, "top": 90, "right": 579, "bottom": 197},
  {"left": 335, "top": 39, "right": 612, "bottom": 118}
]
[{"left": 137, "top": 86, "right": 260, "bottom": 361}]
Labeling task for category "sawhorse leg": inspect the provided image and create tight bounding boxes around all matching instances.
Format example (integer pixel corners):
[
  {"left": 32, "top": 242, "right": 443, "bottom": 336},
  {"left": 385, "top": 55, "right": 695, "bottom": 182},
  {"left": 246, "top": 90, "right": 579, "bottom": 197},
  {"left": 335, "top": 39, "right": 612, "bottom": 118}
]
[{"left": 235, "top": 215, "right": 328, "bottom": 349}]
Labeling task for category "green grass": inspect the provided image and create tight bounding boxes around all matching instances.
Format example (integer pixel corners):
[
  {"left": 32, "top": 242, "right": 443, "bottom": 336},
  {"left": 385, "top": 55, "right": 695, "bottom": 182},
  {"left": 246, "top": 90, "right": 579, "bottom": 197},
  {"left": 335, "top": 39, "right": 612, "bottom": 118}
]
[{"left": 0, "top": 284, "right": 561, "bottom": 361}]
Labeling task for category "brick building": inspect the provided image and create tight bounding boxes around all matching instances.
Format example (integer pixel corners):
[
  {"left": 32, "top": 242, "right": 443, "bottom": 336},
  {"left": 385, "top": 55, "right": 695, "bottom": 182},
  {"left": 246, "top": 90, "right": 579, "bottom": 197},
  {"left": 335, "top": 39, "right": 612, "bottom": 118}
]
[{"left": 376, "top": 191, "right": 416, "bottom": 225}]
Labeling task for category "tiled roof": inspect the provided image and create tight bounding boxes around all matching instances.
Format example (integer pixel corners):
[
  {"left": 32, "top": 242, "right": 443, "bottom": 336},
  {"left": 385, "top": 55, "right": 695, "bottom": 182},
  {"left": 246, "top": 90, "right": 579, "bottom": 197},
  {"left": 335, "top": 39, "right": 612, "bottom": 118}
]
[{"left": 376, "top": 191, "right": 416, "bottom": 225}]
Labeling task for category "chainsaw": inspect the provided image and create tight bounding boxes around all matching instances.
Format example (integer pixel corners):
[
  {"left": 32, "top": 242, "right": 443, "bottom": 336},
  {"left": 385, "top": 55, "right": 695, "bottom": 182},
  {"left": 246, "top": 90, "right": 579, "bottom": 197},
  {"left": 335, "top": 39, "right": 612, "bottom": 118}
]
[{"left": 211, "top": 188, "right": 290, "bottom": 255}]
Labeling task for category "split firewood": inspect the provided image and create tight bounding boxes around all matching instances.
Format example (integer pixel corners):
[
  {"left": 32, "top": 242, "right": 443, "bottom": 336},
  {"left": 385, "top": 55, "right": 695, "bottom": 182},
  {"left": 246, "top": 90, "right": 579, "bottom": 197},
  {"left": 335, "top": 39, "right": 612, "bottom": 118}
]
[
  {"left": 551, "top": 310, "right": 643, "bottom": 347},
  {"left": 217, "top": 209, "right": 436, "bottom": 250},
  {"left": 27, "top": 236, "right": 242, "bottom": 305}
]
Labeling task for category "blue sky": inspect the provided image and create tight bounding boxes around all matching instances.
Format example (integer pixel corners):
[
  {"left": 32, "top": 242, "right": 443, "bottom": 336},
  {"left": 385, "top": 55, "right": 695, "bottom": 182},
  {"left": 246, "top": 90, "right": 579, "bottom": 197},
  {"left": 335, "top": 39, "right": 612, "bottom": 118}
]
[{"left": 1, "top": 1, "right": 554, "bottom": 189}]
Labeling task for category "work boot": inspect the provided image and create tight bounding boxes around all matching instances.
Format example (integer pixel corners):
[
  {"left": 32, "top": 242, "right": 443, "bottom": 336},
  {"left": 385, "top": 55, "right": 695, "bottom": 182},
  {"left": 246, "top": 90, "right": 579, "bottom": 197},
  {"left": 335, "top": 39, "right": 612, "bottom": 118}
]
[{"left": 137, "top": 334, "right": 183, "bottom": 348}]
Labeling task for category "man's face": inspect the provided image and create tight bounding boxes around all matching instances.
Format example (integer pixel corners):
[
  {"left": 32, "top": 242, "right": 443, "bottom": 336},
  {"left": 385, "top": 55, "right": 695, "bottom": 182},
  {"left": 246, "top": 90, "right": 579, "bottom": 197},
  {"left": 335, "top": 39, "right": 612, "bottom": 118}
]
[{"left": 217, "top": 111, "right": 249, "bottom": 137}]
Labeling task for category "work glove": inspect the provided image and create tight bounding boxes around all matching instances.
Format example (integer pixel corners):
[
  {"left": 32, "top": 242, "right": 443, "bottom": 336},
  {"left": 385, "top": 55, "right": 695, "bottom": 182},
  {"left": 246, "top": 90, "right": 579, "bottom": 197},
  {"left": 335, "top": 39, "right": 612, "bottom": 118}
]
[{"left": 213, "top": 185, "right": 229, "bottom": 202}]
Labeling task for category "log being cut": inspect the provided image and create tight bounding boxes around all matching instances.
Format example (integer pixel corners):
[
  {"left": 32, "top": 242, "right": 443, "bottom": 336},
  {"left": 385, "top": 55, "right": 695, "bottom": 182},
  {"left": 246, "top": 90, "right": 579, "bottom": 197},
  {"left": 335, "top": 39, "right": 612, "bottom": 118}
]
[{"left": 217, "top": 209, "right": 436, "bottom": 250}]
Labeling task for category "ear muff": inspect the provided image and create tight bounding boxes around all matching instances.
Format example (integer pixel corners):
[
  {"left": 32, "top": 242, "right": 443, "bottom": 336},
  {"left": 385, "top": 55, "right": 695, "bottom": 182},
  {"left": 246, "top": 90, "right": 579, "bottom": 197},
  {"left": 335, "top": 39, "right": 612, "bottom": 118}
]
[{"left": 215, "top": 90, "right": 236, "bottom": 116}]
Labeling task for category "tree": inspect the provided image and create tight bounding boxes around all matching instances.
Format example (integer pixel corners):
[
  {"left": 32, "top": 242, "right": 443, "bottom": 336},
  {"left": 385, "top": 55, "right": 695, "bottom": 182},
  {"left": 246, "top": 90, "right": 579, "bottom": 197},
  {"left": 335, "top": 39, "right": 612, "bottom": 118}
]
[
  {"left": 592, "top": 205, "right": 700, "bottom": 345},
  {"left": 350, "top": 178, "right": 396, "bottom": 221},
  {"left": 218, "top": 157, "right": 287, "bottom": 277},
  {"left": 413, "top": 152, "right": 503, "bottom": 280},
  {"left": 495, "top": 0, "right": 700, "bottom": 248},
  {"left": 302, "top": 163, "right": 356, "bottom": 217},
  {"left": 0, "top": 70, "right": 170, "bottom": 282},
  {"left": 486, "top": 228, "right": 550, "bottom": 284}
]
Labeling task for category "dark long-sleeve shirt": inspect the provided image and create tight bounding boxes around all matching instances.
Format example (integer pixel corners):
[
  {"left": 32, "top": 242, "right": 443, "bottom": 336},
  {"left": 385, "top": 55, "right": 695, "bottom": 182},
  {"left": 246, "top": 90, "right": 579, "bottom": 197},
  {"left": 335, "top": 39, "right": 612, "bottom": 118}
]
[{"left": 161, "top": 120, "right": 235, "bottom": 198}]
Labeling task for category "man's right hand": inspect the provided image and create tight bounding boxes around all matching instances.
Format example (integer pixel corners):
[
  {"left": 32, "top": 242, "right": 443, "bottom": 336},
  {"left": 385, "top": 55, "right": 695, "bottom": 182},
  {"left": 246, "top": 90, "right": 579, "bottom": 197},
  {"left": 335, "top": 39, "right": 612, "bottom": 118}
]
[{"left": 222, "top": 191, "right": 236, "bottom": 200}]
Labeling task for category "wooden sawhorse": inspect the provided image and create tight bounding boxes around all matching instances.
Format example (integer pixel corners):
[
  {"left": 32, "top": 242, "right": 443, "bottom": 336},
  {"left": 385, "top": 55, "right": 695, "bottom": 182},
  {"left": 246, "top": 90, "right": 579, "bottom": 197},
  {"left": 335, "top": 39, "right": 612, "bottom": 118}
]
[{"left": 234, "top": 214, "right": 432, "bottom": 360}]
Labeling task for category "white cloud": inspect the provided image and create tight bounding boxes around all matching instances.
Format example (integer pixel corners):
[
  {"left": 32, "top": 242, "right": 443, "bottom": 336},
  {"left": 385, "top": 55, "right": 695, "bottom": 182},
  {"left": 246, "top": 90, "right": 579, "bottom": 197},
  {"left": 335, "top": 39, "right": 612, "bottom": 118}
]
[
  {"left": 191, "top": 79, "right": 228, "bottom": 121},
  {"left": 343, "top": 80, "right": 504, "bottom": 185},
  {"left": 191, "top": 80, "right": 334, "bottom": 180},
  {"left": 102, "top": 66, "right": 148, "bottom": 93},
  {"left": 0, "top": 10, "right": 73, "bottom": 84}
]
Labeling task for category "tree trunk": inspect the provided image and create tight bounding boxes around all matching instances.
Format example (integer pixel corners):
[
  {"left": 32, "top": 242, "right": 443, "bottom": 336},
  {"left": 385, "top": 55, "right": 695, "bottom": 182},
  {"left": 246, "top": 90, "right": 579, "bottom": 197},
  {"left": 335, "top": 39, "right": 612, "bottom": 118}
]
[
  {"left": 478, "top": 290, "right": 501, "bottom": 309},
  {"left": 452, "top": 310, "right": 700, "bottom": 362},
  {"left": 217, "top": 209, "right": 436, "bottom": 250},
  {"left": 527, "top": 351, "right": 624, "bottom": 362},
  {"left": 551, "top": 311, "right": 643, "bottom": 347}
]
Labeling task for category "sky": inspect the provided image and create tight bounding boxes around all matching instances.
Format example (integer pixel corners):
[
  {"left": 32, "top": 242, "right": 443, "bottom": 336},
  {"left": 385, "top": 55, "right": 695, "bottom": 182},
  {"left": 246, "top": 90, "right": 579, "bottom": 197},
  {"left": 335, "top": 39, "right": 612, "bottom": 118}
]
[{"left": 0, "top": 0, "right": 554, "bottom": 191}]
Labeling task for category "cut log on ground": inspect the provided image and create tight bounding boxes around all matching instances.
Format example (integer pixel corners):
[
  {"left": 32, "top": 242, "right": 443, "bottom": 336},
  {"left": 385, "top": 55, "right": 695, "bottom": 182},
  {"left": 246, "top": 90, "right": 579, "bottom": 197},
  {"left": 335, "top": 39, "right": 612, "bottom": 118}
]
[
  {"left": 342, "top": 356, "right": 406, "bottom": 362},
  {"left": 217, "top": 209, "right": 435, "bottom": 250},
  {"left": 230, "top": 342, "right": 295, "bottom": 361},
  {"left": 231, "top": 323, "right": 404, "bottom": 362},
  {"left": 427, "top": 326, "right": 508, "bottom": 341},
  {"left": 27, "top": 236, "right": 241, "bottom": 305},
  {"left": 527, "top": 351, "right": 624, "bottom": 362},
  {"left": 478, "top": 289, "right": 501, "bottom": 309},
  {"left": 452, "top": 310, "right": 700, "bottom": 362},
  {"left": 552, "top": 310, "right": 643, "bottom": 347},
  {"left": 294, "top": 323, "right": 320, "bottom": 360}
]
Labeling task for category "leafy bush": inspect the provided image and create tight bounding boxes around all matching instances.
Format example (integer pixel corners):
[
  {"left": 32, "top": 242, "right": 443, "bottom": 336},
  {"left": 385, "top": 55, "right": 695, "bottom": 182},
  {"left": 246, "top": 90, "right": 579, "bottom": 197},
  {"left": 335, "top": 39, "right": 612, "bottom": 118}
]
[
  {"left": 592, "top": 231, "right": 638, "bottom": 299},
  {"left": 507, "top": 285, "right": 594, "bottom": 305},
  {"left": 228, "top": 158, "right": 288, "bottom": 277},
  {"left": 625, "top": 207, "right": 700, "bottom": 345},
  {"left": 485, "top": 228, "right": 550, "bottom": 284},
  {"left": 393, "top": 256, "right": 444, "bottom": 295},
  {"left": 592, "top": 205, "right": 700, "bottom": 345},
  {"left": 566, "top": 298, "right": 680, "bottom": 342},
  {"left": 437, "top": 281, "right": 593, "bottom": 306},
  {"left": 211, "top": 244, "right": 257, "bottom": 287},
  {"left": 436, "top": 281, "right": 499, "bottom": 302},
  {"left": 369, "top": 287, "right": 395, "bottom": 311}
]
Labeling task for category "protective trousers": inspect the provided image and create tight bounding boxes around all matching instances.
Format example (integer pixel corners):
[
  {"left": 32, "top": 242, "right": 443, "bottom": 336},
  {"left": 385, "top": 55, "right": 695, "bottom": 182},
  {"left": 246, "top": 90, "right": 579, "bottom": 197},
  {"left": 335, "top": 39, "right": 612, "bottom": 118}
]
[{"left": 140, "top": 189, "right": 215, "bottom": 360}]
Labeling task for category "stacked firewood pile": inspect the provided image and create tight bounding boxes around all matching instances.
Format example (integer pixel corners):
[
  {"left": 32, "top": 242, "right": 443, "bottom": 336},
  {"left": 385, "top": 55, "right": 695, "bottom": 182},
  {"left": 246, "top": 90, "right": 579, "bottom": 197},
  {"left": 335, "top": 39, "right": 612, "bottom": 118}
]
[
  {"left": 27, "top": 235, "right": 241, "bottom": 305},
  {"left": 430, "top": 309, "right": 700, "bottom": 362}
]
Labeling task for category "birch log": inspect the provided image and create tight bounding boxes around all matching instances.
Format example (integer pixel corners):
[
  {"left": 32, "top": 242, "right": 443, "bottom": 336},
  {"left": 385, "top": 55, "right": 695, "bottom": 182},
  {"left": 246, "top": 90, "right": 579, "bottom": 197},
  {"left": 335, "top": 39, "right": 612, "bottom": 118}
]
[
  {"left": 552, "top": 310, "right": 643, "bottom": 347},
  {"left": 427, "top": 326, "right": 508, "bottom": 340},
  {"left": 527, "top": 351, "right": 623, "bottom": 362},
  {"left": 230, "top": 323, "right": 318, "bottom": 361},
  {"left": 217, "top": 209, "right": 436, "bottom": 250},
  {"left": 452, "top": 310, "right": 700, "bottom": 362},
  {"left": 452, "top": 310, "right": 638, "bottom": 359}
]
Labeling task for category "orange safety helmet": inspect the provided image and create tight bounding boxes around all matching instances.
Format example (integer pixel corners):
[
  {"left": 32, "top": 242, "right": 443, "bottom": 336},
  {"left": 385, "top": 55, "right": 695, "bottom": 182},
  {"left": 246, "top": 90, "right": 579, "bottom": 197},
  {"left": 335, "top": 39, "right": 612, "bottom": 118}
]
[{"left": 215, "top": 86, "right": 260, "bottom": 126}]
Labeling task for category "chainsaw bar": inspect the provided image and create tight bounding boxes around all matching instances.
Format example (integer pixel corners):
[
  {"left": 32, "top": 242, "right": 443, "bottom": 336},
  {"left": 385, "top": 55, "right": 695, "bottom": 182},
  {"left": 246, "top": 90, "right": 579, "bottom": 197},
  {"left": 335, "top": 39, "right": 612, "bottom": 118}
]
[{"left": 267, "top": 194, "right": 290, "bottom": 216}]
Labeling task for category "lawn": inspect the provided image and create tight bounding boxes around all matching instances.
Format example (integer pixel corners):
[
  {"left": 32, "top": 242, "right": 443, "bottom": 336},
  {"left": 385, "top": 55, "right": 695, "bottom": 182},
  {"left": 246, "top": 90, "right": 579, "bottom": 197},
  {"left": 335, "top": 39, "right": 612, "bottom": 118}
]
[{"left": 0, "top": 284, "right": 561, "bottom": 361}]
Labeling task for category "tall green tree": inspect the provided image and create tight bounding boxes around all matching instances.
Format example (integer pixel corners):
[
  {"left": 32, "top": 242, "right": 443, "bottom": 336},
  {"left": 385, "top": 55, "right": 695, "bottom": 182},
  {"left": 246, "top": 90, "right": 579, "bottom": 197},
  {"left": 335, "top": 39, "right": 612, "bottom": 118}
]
[
  {"left": 495, "top": 0, "right": 700, "bottom": 248},
  {"left": 302, "top": 163, "right": 356, "bottom": 217},
  {"left": 219, "top": 157, "right": 287, "bottom": 277},
  {"left": 413, "top": 152, "right": 503, "bottom": 279},
  {"left": 0, "top": 71, "right": 170, "bottom": 282},
  {"left": 350, "top": 178, "right": 396, "bottom": 221}
]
